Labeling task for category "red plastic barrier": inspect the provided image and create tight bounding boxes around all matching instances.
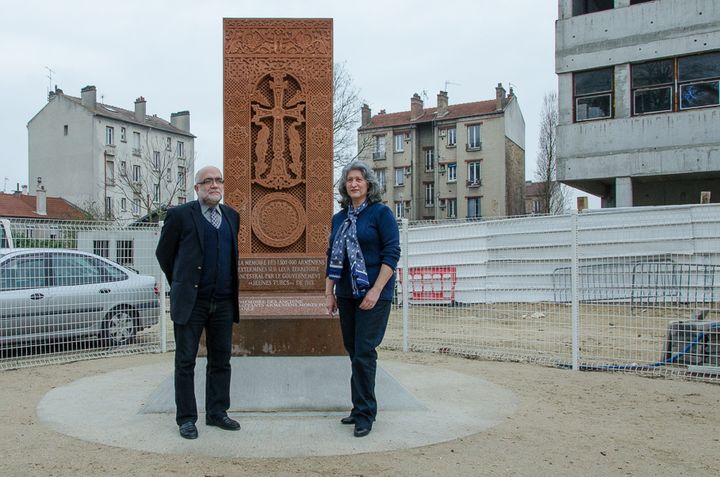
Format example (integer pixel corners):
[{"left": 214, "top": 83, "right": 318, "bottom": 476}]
[{"left": 397, "top": 266, "right": 457, "bottom": 304}]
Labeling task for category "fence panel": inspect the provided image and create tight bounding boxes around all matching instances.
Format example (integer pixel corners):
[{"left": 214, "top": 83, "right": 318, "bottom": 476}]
[
  {"left": 387, "top": 204, "right": 720, "bottom": 382},
  {"left": 0, "top": 218, "right": 173, "bottom": 369}
]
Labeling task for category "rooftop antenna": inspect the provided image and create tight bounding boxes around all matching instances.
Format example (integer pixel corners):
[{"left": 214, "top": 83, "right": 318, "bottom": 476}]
[
  {"left": 45, "top": 66, "right": 54, "bottom": 95},
  {"left": 444, "top": 80, "right": 461, "bottom": 91},
  {"left": 3, "top": 177, "right": 7, "bottom": 193},
  {"left": 421, "top": 90, "right": 429, "bottom": 101}
]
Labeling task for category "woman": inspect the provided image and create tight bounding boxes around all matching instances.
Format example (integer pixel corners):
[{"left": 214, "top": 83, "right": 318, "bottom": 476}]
[{"left": 325, "top": 160, "right": 401, "bottom": 438}]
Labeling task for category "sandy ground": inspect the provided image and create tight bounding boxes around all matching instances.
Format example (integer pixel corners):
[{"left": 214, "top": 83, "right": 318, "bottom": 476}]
[{"left": 1, "top": 349, "right": 719, "bottom": 477}]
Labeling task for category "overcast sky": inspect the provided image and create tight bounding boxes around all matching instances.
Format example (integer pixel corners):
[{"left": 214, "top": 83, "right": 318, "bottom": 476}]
[{"left": 0, "top": 0, "right": 560, "bottom": 197}]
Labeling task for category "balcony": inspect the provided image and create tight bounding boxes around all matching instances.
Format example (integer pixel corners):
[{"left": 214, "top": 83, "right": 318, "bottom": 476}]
[
  {"left": 372, "top": 151, "right": 386, "bottom": 161},
  {"left": 465, "top": 142, "right": 482, "bottom": 152},
  {"left": 467, "top": 179, "right": 481, "bottom": 188}
]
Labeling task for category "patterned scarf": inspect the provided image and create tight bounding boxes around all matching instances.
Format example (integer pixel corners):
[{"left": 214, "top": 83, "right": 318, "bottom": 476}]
[{"left": 329, "top": 201, "right": 370, "bottom": 298}]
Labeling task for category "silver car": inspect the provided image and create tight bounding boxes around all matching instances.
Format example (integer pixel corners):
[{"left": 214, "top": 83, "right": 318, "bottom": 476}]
[{"left": 0, "top": 248, "right": 160, "bottom": 350}]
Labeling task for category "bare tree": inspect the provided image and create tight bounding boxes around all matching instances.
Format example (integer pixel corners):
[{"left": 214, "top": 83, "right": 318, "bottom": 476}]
[
  {"left": 534, "top": 91, "right": 569, "bottom": 214},
  {"left": 115, "top": 136, "right": 194, "bottom": 221},
  {"left": 333, "top": 62, "right": 373, "bottom": 168}
]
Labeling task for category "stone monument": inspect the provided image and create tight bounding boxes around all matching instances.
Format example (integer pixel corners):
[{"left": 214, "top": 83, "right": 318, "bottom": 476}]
[{"left": 222, "top": 18, "right": 344, "bottom": 355}]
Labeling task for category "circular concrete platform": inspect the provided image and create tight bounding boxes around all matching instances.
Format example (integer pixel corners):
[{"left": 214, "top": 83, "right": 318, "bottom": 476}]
[{"left": 37, "top": 358, "right": 517, "bottom": 458}]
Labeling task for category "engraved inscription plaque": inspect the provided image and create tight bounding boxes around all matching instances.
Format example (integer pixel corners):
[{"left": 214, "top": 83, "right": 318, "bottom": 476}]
[{"left": 223, "top": 18, "right": 343, "bottom": 355}]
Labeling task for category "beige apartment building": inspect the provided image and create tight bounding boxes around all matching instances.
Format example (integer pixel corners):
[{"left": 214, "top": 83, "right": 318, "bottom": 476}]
[
  {"left": 357, "top": 84, "right": 525, "bottom": 220},
  {"left": 28, "top": 85, "right": 195, "bottom": 222}
]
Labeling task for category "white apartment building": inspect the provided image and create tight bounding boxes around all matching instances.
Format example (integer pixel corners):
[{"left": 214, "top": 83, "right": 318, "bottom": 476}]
[
  {"left": 556, "top": 0, "right": 720, "bottom": 207},
  {"left": 28, "top": 85, "right": 195, "bottom": 221},
  {"left": 358, "top": 85, "right": 525, "bottom": 220}
]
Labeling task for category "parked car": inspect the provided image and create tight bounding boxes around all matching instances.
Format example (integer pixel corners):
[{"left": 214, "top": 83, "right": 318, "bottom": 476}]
[{"left": 0, "top": 248, "right": 160, "bottom": 349}]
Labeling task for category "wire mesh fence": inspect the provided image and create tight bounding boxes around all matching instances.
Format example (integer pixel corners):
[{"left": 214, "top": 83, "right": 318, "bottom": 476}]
[
  {"left": 386, "top": 204, "right": 720, "bottom": 383},
  {"left": 0, "top": 218, "right": 173, "bottom": 369},
  {"left": 2, "top": 204, "right": 719, "bottom": 383}
]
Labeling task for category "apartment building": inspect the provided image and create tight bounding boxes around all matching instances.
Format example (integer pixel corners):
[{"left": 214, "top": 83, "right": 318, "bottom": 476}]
[
  {"left": 556, "top": 0, "right": 720, "bottom": 207},
  {"left": 27, "top": 85, "right": 195, "bottom": 221},
  {"left": 357, "top": 84, "right": 525, "bottom": 220}
]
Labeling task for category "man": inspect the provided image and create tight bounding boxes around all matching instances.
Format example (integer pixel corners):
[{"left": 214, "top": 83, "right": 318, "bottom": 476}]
[{"left": 156, "top": 165, "right": 241, "bottom": 439}]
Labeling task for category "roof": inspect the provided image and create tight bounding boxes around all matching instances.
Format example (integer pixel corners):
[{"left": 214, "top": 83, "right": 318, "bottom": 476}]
[
  {"left": 60, "top": 94, "right": 195, "bottom": 139},
  {"left": 359, "top": 99, "right": 500, "bottom": 131},
  {"left": 0, "top": 193, "right": 88, "bottom": 220}
]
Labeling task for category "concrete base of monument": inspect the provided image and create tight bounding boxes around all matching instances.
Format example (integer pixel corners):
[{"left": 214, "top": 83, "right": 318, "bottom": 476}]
[
  {"left": 37, "top": 356, "right": 518, "bottom": 458},
  {"left": 143, "top": 356, "right": 425, "bottom": 412}
]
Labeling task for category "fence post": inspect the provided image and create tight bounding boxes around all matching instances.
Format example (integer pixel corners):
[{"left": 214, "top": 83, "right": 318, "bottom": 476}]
[
  {"left": 158, "top": 220, "right": 167, "bottom": 354},
  {"left": 571, "top": 210, "right": 579, "bottom": 371},
  {"left": 402, "top": 218, "right": 409, "bottom": 352}
]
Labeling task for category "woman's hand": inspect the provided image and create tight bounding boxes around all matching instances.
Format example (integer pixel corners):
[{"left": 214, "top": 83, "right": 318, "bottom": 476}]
[
  {"left": 325, "top": 294, "right": 337, "bottom": 316},
  {"left": 359, "top": 288, "right": 381, "bottom": 310}
]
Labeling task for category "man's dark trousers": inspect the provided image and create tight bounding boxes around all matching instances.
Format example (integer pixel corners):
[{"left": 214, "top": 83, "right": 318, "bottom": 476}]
[{"left": 174, "top": 297, "right": 234, "bottom": 425}]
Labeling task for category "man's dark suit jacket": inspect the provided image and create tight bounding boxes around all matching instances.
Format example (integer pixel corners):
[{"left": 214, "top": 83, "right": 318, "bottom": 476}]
[{"left": 156, "top": 200, "right": 240, "bottom": 325}]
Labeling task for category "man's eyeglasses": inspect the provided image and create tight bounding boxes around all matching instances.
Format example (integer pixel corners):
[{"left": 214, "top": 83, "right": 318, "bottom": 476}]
[{"left": 196, "top": 177, "right": 224, "bottom": 186}]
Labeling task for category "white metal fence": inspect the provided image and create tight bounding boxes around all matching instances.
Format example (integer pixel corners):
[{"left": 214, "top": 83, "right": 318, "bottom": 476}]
[
  {"left": 387, "top": 204, "right": 720, "bottom": 382},
  {"left": 0, "top": 219, "right": 171, "bottom": 369},
  {"left": 1, "top": 204, "right": 719, "bottom": 383}
]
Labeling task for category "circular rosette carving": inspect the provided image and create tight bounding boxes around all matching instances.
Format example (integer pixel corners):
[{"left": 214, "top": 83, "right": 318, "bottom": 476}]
[{"left": 251, "top": 193, "right": 306, "bottom": 248}]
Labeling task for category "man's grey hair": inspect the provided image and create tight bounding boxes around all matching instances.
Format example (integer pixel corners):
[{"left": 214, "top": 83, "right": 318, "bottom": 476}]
[
  {"left": 194, "top": 166, "right": 222, "bottom": 184},
  {"left": 337, "top": 160, "right": 383, "bottom": 208}
]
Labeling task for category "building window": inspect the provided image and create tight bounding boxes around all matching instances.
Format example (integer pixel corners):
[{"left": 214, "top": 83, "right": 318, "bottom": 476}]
[
  {"left": 632, "top": 59, "right": 674, "bottom": 115},
  {"left": 394, "top": 201, "right": 405, "bottom": 219},
  {"left": 116, "top": 240, "right": 134, "bottom": 266},
  {"left": 374, "top": 169, "right": 386, "bottom": 192},
  {"left": 176, "top": 141, "right": 185, "bottom": 158},
  {"left": 373, "top": 136, "right": 386, "bottom": 160},
  {"left": 467, "top": 124, "right": 481, "bottom": 150},
  {"left": 105, "top": 126, "right": 114, "bottom": 145},
  {"left": 177, "top": 166, "right": 186, "bottom": 189},
  {"left": 132, "top": 198, "right": 141, "bottom": 215},
  {"left": 152, "top": 151, "right": 160, "bottom": 171},
  {"left": 166, "top": 137, "right": 172, "bottom": 151},
  {"left": 630, "top": 0, "right": 654, "bottom": 4},
  {"left": 679, "top": 52, "right": 720, "bottom": 110},
  {"left": 153, "top": 183, "right": 160, "bottom": 202},
  {"left": 574, "top": 67, "right": 613, "bottom": 121},
  {"left": 105, "top": 160, "right": 115, "bottom": 185},
  {"left": 468, "top": 197, "right": 481, "bottom": 218},
  {"left": 133, "top": 131, "right": 141, "bottom": 155},
  {"left": 93, "top": 240, "right": 109, "bottom": 258},
  {"left": 120, "top": 198, "right": 127, "bottom": 211},
  {"left": 631, "top": 52, "right": 720, "bottom": 115},
  {"left": 394, "top": 134, "right": 404, "bottom": 153},
  {"left": 446, "top": 127, "right": 456, "bottom": 147},
  {"left": 132, "top": 165, "right": 141, "bottom": 182},
  {"left": 104, "top": 196, "right": 113, "bottom": 217},
  {"left": 120, "top": 161, "right": 127, "bottom": 178},
  {"left": 120, "top": 127, "right": 126, "bottom": 142},
  {"left": 178, "top": 197, "right": 186, "bottom": 205},
  {"left": 394, "top": 167, "right": 405, "bottom": 186},
  {"left": 424, "top": 183, "right": 434, "bottom": 207},
  {"left": 467, "top": 162, "right": 481, "bottom": 186},
  {"left": 447, "top": 163, "right": 457, "bottom": 182},
  {"left": 424, "top": 149, "right": 434, "bottom": 172},
  {"left": 63, "top": 125, "right": 68, "bottom": 136},
  {"left": 572, "top": 0, "right": 613, "bottom": 16},
  {"left": 446, "top": 198, "right": 457, "bottom": 219},
  {"left": 166, "top": 167, "right": 172, "bottom": 183}
]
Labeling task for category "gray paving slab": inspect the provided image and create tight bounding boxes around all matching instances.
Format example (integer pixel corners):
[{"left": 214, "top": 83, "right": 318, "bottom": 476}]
[{"left": 37, "top": 356, "right": 517, "bottom": 458}]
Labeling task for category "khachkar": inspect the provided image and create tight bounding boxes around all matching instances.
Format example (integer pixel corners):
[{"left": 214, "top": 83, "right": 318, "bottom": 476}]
[{"left": 223, "top": 18, "right": 344, "bottom": 355}]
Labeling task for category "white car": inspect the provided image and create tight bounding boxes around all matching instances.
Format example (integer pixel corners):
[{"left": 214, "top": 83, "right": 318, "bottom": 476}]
[{"left": 0, "top": 248, "right": 160, "bottom": 350}]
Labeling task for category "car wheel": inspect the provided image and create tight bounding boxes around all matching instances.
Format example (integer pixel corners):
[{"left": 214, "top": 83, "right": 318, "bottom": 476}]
[{"left": 102, "top": 308, "right": 137, "bottom": 346}]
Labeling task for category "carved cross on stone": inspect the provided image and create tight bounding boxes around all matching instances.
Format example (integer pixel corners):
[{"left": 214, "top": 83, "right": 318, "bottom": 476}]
[{"left": 251, "top": 73, "right": 306, "bottom": 190}]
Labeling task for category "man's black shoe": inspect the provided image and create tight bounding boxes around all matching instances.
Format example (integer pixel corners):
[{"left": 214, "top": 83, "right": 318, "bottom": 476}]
[
  {"left": 340, "top": 415, "right": 356, "bottom": 425},
  {"left": 179, "top": 421, "right": 198, "bottom": 439},
  {"left": 354, "top": 425, "right": 371, "bottom": 438},
  {"left": 206, "top": 415, "right": 241, "bottom": 431}
]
